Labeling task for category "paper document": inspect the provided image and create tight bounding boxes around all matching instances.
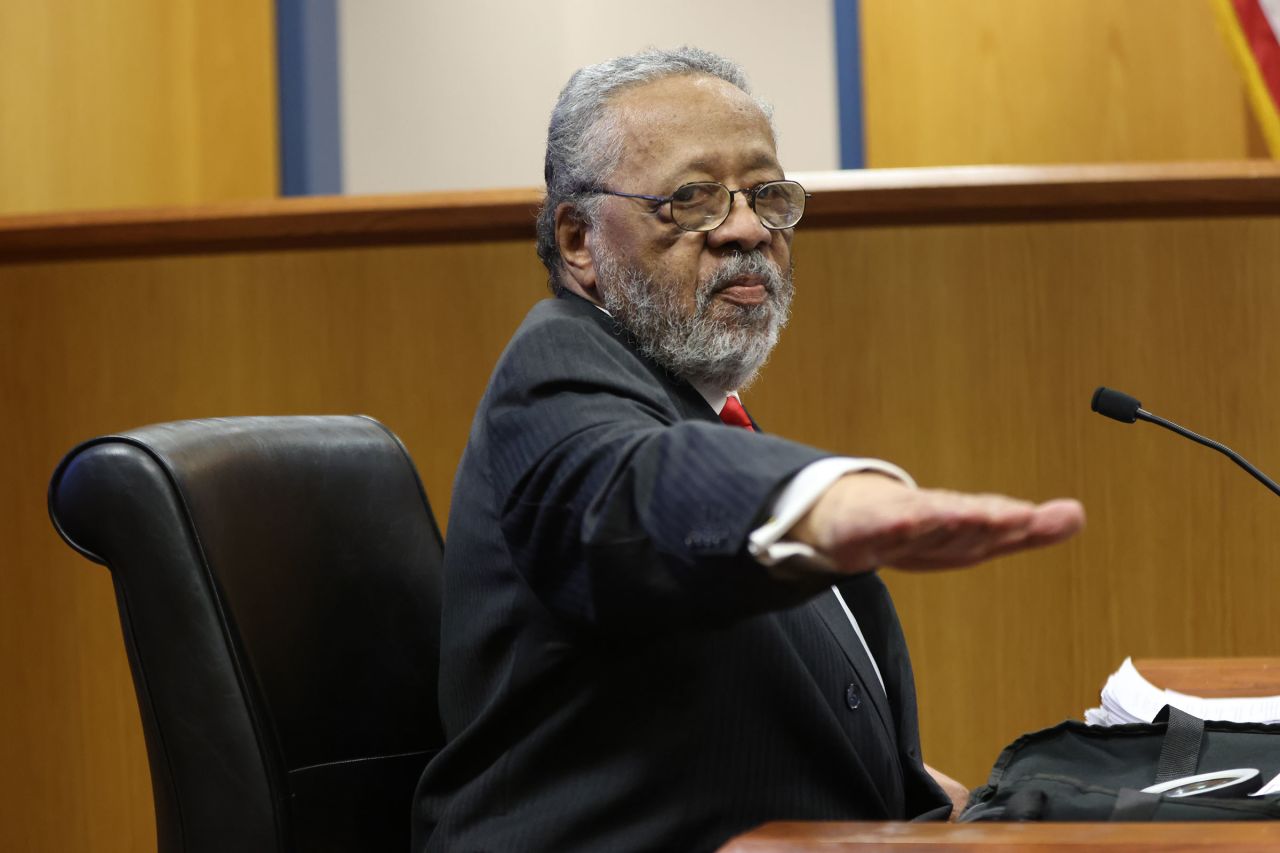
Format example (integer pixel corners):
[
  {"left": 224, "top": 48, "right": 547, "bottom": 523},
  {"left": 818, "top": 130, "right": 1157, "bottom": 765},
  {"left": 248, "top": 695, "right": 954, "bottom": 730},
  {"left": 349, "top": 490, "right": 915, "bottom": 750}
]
[{"left": 1084, "top": 657, "right": 1280, "bottom": 726}]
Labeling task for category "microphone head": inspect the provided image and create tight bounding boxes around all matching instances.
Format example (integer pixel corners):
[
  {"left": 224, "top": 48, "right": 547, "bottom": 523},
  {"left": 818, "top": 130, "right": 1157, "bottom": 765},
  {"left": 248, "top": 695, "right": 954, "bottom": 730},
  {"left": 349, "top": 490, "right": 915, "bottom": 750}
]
[{"left": 1092, "top": 386, "right": 1142, "bottom": 423}]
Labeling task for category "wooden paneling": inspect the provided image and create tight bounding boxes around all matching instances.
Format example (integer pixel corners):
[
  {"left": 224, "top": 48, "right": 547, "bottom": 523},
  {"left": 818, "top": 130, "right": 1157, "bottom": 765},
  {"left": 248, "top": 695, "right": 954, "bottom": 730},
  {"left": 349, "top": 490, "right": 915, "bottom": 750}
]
[
  {"left": 861, "top": 0, "right": 1264, "bottom": 166},
  {"left": 0, "top": 0, "right": 277, "bottom": 215},
  {"left": 0, "top": 243, "right": 549, "bottom": 853},
  {"left": 5, "top": 162, "right": 1280, "bottom": 264},
  {"left": 5, "top": 185, "right": 1280, "bottom": 845},
  {"left": 0, "top": 187, "right": 546, "bottom": 262},
  {"left": 750, "top": 216, "right": 1280, "bottom": 785}
]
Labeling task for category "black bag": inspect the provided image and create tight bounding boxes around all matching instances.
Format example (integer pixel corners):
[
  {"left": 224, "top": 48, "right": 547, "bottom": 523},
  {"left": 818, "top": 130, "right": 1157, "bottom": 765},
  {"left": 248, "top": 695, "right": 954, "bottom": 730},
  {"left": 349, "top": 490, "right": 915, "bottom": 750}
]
[{"left": 962, "top": 707, "right": 1280, "bottom": 821}]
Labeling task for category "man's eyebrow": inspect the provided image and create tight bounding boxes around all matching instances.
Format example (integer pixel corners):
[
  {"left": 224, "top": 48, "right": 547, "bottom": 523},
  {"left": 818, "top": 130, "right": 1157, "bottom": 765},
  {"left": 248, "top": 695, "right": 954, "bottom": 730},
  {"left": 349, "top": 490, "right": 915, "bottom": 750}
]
[{"left": 658, "top": 152, "right": 784, "bottom": 187}]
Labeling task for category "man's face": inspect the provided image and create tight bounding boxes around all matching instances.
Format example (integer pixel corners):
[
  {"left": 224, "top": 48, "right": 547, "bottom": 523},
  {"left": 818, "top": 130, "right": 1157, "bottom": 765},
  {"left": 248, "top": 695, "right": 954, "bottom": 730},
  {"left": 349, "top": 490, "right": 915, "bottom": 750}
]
[{"left": 588, "top": 74, "right": 796, "bottom": 391}]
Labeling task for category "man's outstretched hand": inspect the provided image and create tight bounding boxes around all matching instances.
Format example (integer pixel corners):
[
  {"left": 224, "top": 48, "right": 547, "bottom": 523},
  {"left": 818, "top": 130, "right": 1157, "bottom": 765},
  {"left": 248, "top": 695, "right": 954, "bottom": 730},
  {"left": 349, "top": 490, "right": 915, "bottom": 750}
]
[{"left": 789, "top": 473, "right": 1085, "bottom": 574}]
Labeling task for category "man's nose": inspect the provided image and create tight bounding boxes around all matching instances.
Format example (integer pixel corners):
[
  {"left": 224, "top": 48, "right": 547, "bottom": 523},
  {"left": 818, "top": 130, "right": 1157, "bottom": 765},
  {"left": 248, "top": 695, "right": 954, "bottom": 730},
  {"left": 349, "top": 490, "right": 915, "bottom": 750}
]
[{"left": 705, "top": 194, "right": 771, "bottom": 252}]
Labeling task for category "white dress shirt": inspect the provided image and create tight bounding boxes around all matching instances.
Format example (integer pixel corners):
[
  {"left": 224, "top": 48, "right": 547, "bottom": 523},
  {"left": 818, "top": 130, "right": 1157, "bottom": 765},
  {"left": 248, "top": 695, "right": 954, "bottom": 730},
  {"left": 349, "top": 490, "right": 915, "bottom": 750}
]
[
  {"left": 590, "top": 303, "right": 901, "bottom": 695},
  {"left": 695, "top": 384, "right": 913, "bottom": 695}
]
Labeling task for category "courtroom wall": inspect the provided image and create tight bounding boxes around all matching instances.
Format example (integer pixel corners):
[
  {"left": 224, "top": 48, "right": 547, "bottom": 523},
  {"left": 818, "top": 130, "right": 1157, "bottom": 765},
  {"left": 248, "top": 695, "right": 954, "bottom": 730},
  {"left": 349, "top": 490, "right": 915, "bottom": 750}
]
[
  {"left": 338, "top": 0, "right": 1262, "bottom": 193},
  {"left": 0, "top": 0, "right": 1261, "bottom": 216},
  {"left": 860, "top": 0, "right": 1263, "bottom": 165},
  {"left": 335, "top": 0, "right": 841, "bottom": 192},
  {"left": 0, "top": 0, "right": 278, "bottom": 215},
  {"left": 6, "top": 211, "right": 1280, "bottom": 852}
]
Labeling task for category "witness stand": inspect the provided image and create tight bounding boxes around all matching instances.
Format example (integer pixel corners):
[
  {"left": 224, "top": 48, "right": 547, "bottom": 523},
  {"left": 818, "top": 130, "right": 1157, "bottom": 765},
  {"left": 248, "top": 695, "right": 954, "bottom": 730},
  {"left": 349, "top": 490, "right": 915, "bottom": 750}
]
[{"left": 720, "top": 658, "right": 1280, "bottom": 851}]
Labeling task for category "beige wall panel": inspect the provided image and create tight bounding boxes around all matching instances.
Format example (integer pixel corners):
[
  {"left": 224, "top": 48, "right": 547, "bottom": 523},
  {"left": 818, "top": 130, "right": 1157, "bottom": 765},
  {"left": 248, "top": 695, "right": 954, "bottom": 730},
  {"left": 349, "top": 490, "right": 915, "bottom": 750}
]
[
  {"left": 5, "top": 214, "right": 1280, "bottom": 842},
  {"left": 337, "top": 0, "right": 840, "bottom": 192},
  {"left": 0, "top": 0, "right": 277, "bottom": 216},
  {"left": 861, "top": 0, "right": 1260, "bottom": 166}
]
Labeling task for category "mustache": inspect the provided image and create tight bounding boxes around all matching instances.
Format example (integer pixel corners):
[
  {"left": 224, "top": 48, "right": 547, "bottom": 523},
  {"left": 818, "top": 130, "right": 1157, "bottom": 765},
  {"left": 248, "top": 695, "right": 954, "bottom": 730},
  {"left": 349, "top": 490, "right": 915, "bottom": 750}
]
[{"left": 704, "top": 252, "right": 784, "bottom": 294}]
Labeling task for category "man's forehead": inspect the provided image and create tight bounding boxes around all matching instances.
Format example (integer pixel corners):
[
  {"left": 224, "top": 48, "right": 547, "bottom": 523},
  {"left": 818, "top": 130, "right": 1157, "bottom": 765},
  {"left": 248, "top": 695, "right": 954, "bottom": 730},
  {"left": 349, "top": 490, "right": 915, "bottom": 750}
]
[
  {"left": 605, "top": 74, "right": 779, "bottom": 181},
  {"left": 609, "top": 74, "right": 765, "bottom": 130}
]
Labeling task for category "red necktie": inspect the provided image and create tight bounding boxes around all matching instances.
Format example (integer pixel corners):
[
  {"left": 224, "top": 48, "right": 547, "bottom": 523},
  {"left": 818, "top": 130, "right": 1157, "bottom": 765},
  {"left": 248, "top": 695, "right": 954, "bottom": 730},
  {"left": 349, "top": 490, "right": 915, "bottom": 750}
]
[{"left": 719, "top": 396, "right": 755, "bottom": 431}]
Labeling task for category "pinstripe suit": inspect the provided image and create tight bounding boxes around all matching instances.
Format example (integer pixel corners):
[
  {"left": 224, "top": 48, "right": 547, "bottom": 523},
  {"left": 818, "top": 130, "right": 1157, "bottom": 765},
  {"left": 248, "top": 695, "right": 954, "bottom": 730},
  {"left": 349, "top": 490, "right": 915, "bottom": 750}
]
[{"left": 413, "top": 293, "right": 950, "bottom": 852}]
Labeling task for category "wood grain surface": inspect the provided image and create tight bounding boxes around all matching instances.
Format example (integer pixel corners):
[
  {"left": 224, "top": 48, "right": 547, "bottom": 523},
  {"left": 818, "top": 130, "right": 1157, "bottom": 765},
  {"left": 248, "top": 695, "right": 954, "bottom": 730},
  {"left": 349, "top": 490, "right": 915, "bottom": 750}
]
[
  {"left": 5, "top": 203, "right": 1280, "bottom": 851},
  {"left": 0, "top": 0, "right": 277, "bottom": 217},
  {"left": 0, "top": 241, "right": 548, "bottom": 853},
  {"left": 761, "top": 216, "right": 1280, "bottom": 787},
  {"left": 720, "top": 820, "right": 1280, "bottom": 852},
  {"left": 1134, "top": 657, "right": 1280, "bottom": 698},
  {"left": 718, "top": 658, "right": 1280, "bottom": 850},
  {"left": 4, "top": 162, "right": 1280, "bottom": 263},
  {"left": 859, "top": 0, "right": 1266, "bottom": 167},
  {"left": 5, "top": 2, "right": 1278, "bottom": 850}
]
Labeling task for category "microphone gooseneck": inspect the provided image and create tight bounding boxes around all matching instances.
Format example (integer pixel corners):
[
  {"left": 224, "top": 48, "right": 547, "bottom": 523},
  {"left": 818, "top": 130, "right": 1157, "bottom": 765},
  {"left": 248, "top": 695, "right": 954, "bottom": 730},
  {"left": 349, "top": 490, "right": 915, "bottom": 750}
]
[{"left": 1091, "top": 386, "right": 1280, "bottom": 498}]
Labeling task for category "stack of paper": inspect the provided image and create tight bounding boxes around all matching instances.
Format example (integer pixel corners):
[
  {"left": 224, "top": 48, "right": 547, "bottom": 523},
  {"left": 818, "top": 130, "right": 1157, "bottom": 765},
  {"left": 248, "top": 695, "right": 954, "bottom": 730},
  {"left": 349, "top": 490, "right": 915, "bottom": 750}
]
[{"left": 1084, "top": 658, "right": 1280, "bottom": 726}]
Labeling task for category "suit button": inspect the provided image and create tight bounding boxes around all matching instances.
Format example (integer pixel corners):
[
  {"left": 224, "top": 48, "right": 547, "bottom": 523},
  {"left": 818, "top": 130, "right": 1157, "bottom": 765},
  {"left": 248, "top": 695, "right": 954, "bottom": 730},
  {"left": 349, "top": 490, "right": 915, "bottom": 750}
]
[{"left": 845, "top": 682, "right": 861, "bottom": 710}]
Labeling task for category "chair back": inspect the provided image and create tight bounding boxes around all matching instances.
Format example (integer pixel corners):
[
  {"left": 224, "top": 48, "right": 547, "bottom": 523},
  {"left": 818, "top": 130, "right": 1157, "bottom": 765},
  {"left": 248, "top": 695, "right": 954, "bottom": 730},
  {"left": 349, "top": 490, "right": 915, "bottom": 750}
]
[{"left": 48, "top": 416, "right": 444, "bottom": 853}]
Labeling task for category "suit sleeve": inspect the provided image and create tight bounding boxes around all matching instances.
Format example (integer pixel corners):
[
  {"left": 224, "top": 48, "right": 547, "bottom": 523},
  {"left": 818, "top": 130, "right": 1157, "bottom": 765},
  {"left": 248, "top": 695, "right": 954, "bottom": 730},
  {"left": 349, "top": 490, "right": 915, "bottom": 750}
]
[{"left": 483, "top": 310, "right": 836, "bottom": 634}]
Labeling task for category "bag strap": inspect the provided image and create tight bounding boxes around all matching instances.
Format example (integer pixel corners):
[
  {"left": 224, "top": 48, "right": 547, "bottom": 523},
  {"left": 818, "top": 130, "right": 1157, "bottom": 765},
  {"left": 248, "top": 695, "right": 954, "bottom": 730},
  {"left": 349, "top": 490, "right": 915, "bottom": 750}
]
[
  {"left": 1112, "top": 708, "right": 1208, "bottom": 822},
  {"left": 1153, "top": 705, "right": 1206, "bottom": 785},
  {"left": 1110, "top": 788, "right": 1162, "bottom": 821}
]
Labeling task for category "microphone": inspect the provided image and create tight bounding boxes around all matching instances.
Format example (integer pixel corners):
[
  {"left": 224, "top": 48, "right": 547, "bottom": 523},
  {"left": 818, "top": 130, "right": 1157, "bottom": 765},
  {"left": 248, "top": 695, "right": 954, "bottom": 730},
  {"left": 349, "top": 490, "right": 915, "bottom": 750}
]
[
  {"left": 1090, "top": 387, "right": 1142, "bottom": 423},
  {"left": 1091, "top": 386, "right": 1280, "bottom": 498}
]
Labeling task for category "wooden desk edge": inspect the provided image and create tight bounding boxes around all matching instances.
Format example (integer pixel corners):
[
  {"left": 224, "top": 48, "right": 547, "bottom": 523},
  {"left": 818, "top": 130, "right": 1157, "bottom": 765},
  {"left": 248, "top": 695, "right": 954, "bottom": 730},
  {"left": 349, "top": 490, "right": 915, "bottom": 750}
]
[
  {"left": 1133, "top": 657, "right": 1280, "bottom": 698},
  {"left": 3, "top": 161, "right": 1280, "bottom": 264},
  {"left": 722, "top": 660, "right": 1280, "bottom": 850},
  {"left": 721, "top": 820, "right": 1280, "bottom": 851}
]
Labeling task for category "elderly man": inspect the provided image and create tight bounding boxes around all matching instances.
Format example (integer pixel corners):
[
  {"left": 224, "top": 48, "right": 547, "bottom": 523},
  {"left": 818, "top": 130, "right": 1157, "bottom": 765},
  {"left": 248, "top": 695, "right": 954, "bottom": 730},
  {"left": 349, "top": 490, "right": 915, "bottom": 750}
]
[{"left": 413, "top": 47, "right": 1083, "bottom": 852}]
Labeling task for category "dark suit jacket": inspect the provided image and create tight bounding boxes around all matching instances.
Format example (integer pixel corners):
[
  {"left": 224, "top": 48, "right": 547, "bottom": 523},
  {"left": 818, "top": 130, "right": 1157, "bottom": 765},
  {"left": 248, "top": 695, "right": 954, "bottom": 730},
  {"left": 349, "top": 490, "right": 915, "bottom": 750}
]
[{"left": 413, "top": 293, "right": 950, "bottom": 852}]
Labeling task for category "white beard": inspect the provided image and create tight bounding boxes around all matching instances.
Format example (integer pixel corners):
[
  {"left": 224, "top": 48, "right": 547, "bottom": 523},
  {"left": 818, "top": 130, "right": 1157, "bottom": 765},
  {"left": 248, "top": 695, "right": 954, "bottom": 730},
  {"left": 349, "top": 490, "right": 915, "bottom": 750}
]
[{"left": 595, "top": 248, "right": 794, "bottom": 392}]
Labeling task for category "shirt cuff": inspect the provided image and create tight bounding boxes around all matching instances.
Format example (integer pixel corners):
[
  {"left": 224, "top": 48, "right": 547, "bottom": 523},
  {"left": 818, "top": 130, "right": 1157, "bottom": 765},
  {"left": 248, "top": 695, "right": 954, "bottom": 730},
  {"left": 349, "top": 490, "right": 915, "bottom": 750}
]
[{"left": 747, "top": 457, "right": 916, "bottom": 567}]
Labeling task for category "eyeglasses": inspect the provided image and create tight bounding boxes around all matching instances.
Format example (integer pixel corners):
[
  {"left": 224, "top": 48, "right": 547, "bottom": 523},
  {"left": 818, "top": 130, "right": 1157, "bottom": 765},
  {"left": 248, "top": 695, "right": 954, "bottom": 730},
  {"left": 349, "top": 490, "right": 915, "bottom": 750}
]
[{"left": 584, "top": 179, "right": 811, "bottom": 232}]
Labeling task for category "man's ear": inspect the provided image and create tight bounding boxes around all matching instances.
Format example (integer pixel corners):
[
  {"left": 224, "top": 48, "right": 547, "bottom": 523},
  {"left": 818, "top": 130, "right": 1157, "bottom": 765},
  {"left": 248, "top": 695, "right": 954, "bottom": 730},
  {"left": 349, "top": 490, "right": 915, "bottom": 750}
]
[{"left": 555, "top": 203, "right": 601, "bottom": 302}]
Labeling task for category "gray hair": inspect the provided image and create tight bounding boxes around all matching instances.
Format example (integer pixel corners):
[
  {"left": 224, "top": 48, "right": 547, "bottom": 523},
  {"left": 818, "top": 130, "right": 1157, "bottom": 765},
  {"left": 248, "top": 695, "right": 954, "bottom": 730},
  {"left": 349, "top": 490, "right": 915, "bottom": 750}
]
[{"left": 535, "top": 46, "right": 775, "bottom": 293}]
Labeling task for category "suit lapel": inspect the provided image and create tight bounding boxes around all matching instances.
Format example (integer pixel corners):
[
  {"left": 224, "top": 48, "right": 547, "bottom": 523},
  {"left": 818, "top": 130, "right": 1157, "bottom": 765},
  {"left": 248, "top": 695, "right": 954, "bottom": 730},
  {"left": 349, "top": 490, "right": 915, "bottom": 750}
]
[{"left": 810, "top": 589, "right": 896, "bottom": 742}]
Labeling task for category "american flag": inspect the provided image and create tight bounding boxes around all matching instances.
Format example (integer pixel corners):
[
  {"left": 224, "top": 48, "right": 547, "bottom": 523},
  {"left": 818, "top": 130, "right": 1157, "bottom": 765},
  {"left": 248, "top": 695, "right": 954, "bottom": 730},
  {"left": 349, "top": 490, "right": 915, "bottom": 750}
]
[{"left": 1216, "top": 0, "right": 1280, "bottom": 156}]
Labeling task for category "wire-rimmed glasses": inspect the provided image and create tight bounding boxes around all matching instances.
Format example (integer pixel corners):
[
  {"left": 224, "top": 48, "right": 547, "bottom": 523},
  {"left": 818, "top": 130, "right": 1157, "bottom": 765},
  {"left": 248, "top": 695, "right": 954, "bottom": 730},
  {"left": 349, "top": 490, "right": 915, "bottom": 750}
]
[{"left": 584, "top": 179, "right": 811, "bottom": 232}]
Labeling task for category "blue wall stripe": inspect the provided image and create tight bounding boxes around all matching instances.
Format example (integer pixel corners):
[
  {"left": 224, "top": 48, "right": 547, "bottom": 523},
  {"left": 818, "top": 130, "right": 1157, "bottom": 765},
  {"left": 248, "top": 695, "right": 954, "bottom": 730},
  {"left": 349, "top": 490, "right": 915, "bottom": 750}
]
[
  {"left": 833, "top": 0, "right": 865, "bottom": 169},
  {"left": 276, "top": 0, "right": 343, "bottom": 195}
]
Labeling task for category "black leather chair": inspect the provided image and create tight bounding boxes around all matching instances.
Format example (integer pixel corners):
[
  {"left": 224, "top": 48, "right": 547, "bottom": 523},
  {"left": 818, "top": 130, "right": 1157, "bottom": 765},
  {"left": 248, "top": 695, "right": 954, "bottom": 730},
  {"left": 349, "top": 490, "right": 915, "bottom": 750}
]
[{"left": 48, "top": 416, "right": 444, "bottom": 853}]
